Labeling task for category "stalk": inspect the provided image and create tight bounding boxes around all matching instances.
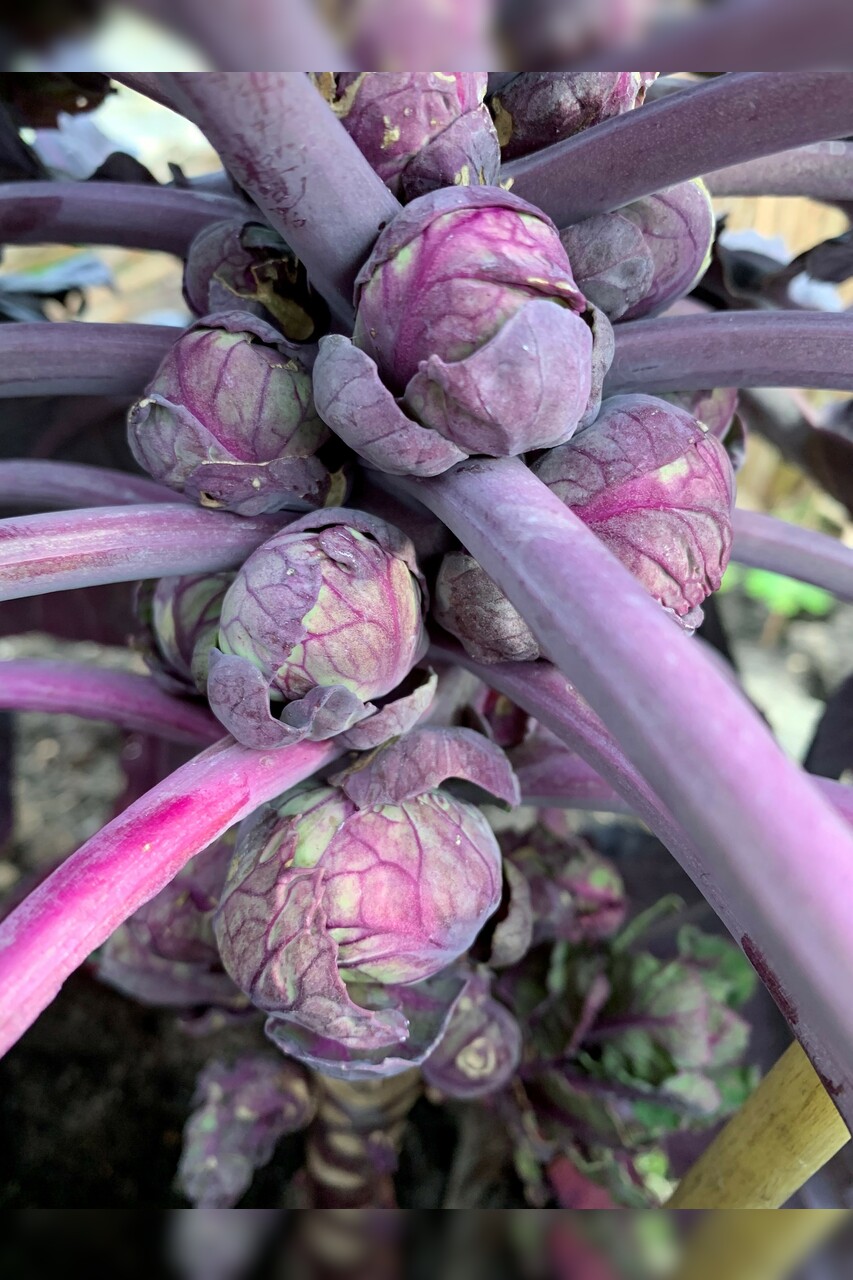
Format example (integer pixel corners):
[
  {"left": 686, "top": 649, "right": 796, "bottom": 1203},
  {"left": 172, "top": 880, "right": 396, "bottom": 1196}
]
[
  {"left": 0, "top": 659, "right": 219, "bottom": 745},
  {"left": 0, "top": 736, "right": 341, "bottom": 1056},
  {"left": 410, "top": 461, "right": 853, "bottom": 1121},
  {"left": 0, "top": 504, "right": 288, "bottom": 601},
  {"left": 513, "top": 745, "right": 633, "bottom": 814},
  {"left": 157, "top": 73, "right": 400, "bottom": 323},
  {"left": 502, "top": 73, "right": 853, "bottom": 226},
  {"left": 606, "top": 313, "right": 853, "bottom": 395},
  {"left": 0, "top": 183, "right": 243, "bottom": 256},
  {"left": 706, "top": 141, "right": 853, "bottom": 200},
  {"left": 733, "top": 509, "right": 853, "bottom": 602},
  {"left": 0, "top": 461, "right": 179, "bottom": 510},
  {"left": 0, "top": 324, "right": 177, "bottom": 399}
]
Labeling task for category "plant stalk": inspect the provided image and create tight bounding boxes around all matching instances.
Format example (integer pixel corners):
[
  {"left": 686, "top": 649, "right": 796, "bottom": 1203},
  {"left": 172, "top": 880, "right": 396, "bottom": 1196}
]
[
  {"left": 706, "top": 141, "right": 853, "bottom": 200},
  {"left": 502, "top": 73, "right": 853, "bottom": 226},
  {"left": 0, "top": 504, "right": 288, "bottom": 601},
  {"left": 0, "top": 736, "right": 341, "bottom": 1057},
  {"left": 732, "top": 509, "right": 853, "bottom": 602},
  {"left": 607, "top": 313, "right": 853, "bottom": 395},
  {"left": 0, "top": 461, "right": 180, "bottom": 510},
  {"left": 0, "top": 659, "right": 220, "bottom": 745},
  {"left": 0, "top": 182, "right": 243, "bottom": 256},
  {"left": 0, "top": 324, "right": 177, "bottom": 399}
]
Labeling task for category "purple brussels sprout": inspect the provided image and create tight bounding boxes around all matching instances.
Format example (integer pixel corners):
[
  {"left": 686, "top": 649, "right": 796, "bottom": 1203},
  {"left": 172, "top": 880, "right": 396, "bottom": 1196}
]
[
  {"left": 207, "top": 509, "right": 430, "bottom": 749},
  {"left": 138, "top": 569, "right": 233, "bottom": 693},
  {"left": 422, "top": 970, "right": 522, "bottom": 1099},
  {"left": 95, "top": 837, "right": 246, "bottom": 1010},
  {"left": 561, "top": 180, "right": 715, "bottom": 322},
  {"left": 533, "top": 394, "right": 735, "bottom": 630},
  {"left": 317, "top": 72, "right": 500, "bottom": 202},
  {"left": 128, "top": 311, "right": 342, "bottom": 516},
  {"left": 214, "top": 728, "right": 519, "bottom": 1055},
  {"left": 177, "top": 1054, "right": 316, "bottom": 1207},
  {"left": 505, "top": 827, "right": 626, "bottom": 946},
  {"left": 183, "top": 218, "right": 329, "bottom": 343},
  {"left": 313, "top": 186, "right": 594, "bottom": 476},
  {"left": 434, "top": 550, "right": 538, "bottom": 665},
  {"left": 491, "top": 72, "right": 657, "bottom": 161}
]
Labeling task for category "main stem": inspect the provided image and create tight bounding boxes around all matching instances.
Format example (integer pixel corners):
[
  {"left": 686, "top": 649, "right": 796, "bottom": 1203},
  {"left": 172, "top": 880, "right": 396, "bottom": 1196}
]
[
  {"left": 157, "top": 73, "right": 400, "bottom": 324},
  {"left": 0, "top": 736, "right": 341, "bottom": 1056},
  {"left": 0, "top": 183, "right": 243, "bottom": 257},
  {"left": 0, "top": 660, "right": 220, "bottom": 746},
  {"left": 0, "top": 324, "right": 177, "bottom": 398},
  {"left": 705, "top": 141, "right": 853, "bottom": 200},
  {"left": 412, "top": 461, "right": 853, "bottom": 1123},
  {"left": 732, "top": 509, "right": 853, "bottom": 603},
  {"left": 0, "top": 504, "right": 289, "bottom": 601},
  {"left": 502, "top": 73, "right": 853, "bottom": 226},
  {"left": 607, "top": 314, "right": 853, "bottom": 395}
]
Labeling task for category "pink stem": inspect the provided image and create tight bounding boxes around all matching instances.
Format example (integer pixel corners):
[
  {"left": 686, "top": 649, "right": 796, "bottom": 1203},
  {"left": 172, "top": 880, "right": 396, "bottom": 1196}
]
[
  {"left": 0, "top": 461, "right": 181, "bottom": 510},
  {"left": 0, "top": 660, "right": 220, "bottom": 746},
  {"left": 0, "top": 504, "right": 288, "bottom": 601},
  {"left": 0, "top": 736, "right": 341, "bottom": 1056}
]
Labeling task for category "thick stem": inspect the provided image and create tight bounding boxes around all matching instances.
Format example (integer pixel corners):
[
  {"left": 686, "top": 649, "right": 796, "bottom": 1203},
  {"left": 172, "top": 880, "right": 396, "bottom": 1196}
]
[
  {"left": 0, "top": 504, "right": 288, "bottom": 601},
  {"left": 502, "top": 73, "right": 853, "bottom": 226},
  {"left": 0, "top": 659, "right": 219, "bottom": 746},
  {"left": 409, "top": 460, "right": 853, "bottom": 1121},
  {"left": 706, "top": 141, "right": 853, "bottom": 200},
  {"left": 0, "top": 324, "right": 177, "bottom": 399},
  {"left": 158, "top": 73, "right": 400, "bottom": 322},
  {"left": 0, "top": 182, "right": 243, "bottom": 256},
  {"left": 0, "top": 461, "right": 179, "bottom": 510},
  {"left": 0, "top": 736, "right": 341, "bottom": 1056},
  {"left": 606, "top": 313, "right": 853, "bottom": 395},
  {"left": 732, "top": 509, "right": 853, "bottom": 603}
]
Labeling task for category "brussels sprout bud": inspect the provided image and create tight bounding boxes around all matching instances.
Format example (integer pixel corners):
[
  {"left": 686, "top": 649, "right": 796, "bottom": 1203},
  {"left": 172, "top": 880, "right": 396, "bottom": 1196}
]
[
  {"left": 533, "top": 394, "right": 735, "bottom": 628},
  {"left": 138, "top": 570, "right": 233, "bottom": 693},
  {"left": 95, "top": 837, "right": 246, "bottom": 1010},
  {"left": 434, "top": 549, "right": 539, "bottom": 664},
  {"left": 183, "top": 218, "right": 329, "bottom": 343},
  {"left": 314, "top": 186, "right": 593, "bottom": 476},
  {"left": 319, "top": 72, "right": 500, "bottom": 201},
  {"left": 491, "top": 72, "right": 657, "bottom": 161},
  {"left": 505, "top": 828, "right": 626, "bottom": 945},
  {"left": 422, "top": 971, "right": 521, "bottom": 1098},
  {"left": 128, "top": 311, "right": 339, "bottom": 516},
  {"left": 207, "top": 509, "right": 428, "bottom": 749},
  {"left": 561, "top": 180, "right": 715, "bottom": 322},
  {"left": 177, "top": 1055, "right": 316, "bottom": 1207},
  {"left": 214, "top": 728, "right": 518, "bottom": 1047}
]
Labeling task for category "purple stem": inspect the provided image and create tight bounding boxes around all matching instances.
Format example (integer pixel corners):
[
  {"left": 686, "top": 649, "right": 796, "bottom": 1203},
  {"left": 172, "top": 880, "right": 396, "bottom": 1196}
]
[
  {"left": 157, "top": 73, "right": 400, "bottom": 323},
  {"left": 732, "top": 509, "right": 853, "bottom": 602},
  {"left": 502, "top": 73, "right": 853, "bottom": 226},
  {"left": 706, "top": 141, "right": 853, "bottom": 201},
  {"left": 606, "top": 313, "right": 853, "bottom": 396},
  {"left": 0, "top": 736, "right": 341, "bottom": 1056},
  {"left": 409, "top": 460, "right": 853, "bottom": 1119},
  {"left": 585, "top": 0, "right": 853, "bottom": 77},
  {"left": 0, "top": 182, "right": 243, "bottom": 257},
  {"left": 0, "top": 461, "right": 180, "bottom": 510},
  {"left": 513, "top": 745, "right": 634, "bottom": 815},
  {"left": 0, "top": 659, "right": 220, "bottom": 746},
  {"left": 0, "top": 504, "right": 288, "bottom": 601},
  {"left": 0, "top": 324, "right": 178, "bottom": 399}
]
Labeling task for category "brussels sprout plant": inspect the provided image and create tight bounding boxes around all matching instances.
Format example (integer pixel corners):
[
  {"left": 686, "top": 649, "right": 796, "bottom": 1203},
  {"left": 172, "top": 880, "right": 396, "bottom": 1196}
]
[{"left": 3, "top": 69, "right": 853, "bottom": 1211}]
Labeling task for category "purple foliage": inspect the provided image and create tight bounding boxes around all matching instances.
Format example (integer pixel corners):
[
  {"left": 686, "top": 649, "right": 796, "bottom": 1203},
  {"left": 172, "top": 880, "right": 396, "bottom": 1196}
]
[
  {"left": 177, "top": 1054, "right": 316, "bottom": 1207},
  {"left": 491, "top": 72, "right": 657, "bottom": 161},
  {"left": 139, "top": 569, "right": 234, "bottom": 693},
  {"left": 422, "top": 969, "right": 522, "bottom": 1098},
  {"left": 324, "top": 72, "right": 500, "bottom": 201},
  {"left": 128, "top": 311, "right": 338, "bottom": 516},
  {"left": 207, "top": 509, "right": 428, "bottom": 748},
  {"left": 504, "top": 827, "right": 627, "bottom": 946}
]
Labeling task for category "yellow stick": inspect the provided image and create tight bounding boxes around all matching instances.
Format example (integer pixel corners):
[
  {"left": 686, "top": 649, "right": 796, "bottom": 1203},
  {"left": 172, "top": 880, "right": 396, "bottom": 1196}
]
[
  {"left": 672, "top": 1210, "right": 849, "bottom": 1280},
  {"left": 668, "top": 1041, "right": 849, "bottom": 1209}
]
